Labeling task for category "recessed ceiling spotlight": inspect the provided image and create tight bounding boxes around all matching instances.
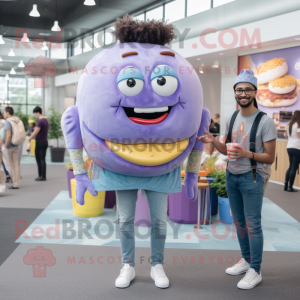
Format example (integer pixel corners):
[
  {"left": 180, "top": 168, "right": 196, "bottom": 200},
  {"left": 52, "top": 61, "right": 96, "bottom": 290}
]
[{"left": 197, "top": 58, "right": 201, "bottom": 60}]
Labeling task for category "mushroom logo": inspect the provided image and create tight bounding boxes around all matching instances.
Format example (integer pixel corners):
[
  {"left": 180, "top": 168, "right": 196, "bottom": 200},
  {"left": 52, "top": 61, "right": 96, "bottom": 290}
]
[
  {"left": 24, "top": 56, "right": 57, "bottom": 88},
  {"left": 23, "top": 246, "right": 56, "bottom": 277}
]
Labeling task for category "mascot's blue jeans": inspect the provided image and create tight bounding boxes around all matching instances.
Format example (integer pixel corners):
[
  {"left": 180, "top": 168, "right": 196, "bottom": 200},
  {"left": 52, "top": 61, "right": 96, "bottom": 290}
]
[
  {"left": 225, "top": 171, "right": 264, "bottom": 274},
  {"left": 116, "top": 189, "right": 168, "bottom": 267}
]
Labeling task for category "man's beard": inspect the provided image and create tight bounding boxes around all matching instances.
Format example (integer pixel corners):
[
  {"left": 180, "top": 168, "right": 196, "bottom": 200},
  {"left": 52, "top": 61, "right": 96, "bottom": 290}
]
[{"left": 235, "top": 96, "right": 255, "bottom": 108}]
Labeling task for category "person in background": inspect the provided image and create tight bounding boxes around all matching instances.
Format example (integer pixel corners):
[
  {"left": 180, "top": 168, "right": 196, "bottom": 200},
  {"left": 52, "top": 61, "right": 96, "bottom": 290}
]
[
  {"left": 284, "top": 110, "right": 300, "bottom": 192},
  {"left": 209, "top": 119, "right": 218, "bottom": 137},
  {"left": 3, "top": 107, "right": 20, "bottom": 189},
  {"left": 29, "top": 106, "right": 49, "bottom": 181},
  {"left": 213, "top": 113, "right": 220, "bottom": 134},
  {"left": 0, "top": 110, "right": 10, "bottom": 183},
  {"left": 26, "top": 120, "right": 36, "bottom": 154}
]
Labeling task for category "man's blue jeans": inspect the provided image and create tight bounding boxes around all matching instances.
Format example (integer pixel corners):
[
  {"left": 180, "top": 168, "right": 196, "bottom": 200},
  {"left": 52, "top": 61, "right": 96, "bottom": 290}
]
[
  {"left": 225, "top": 170, "right": 264, "bottom": 274},
  {"left": 116, "top": 189, "right": 168, "bottom": 267}
]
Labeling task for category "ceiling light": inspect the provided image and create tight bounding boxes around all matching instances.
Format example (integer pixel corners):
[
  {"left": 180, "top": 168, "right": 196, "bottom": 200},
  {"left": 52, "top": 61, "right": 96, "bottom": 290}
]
[
  {"left": 0, "top": 57, "right": 2, "bottom": 62},
  {"left": 219, "top": 53, "right": 224, "bottom": 55},
  {"left": 21, "top": 32, "right": 30, "bottom": 43},
  {"left": 18, "top": 60, "right": 25, "bottom": 68},
  {"left": 8, "top": 49, "right": 15, "bottom": 56},
  {"left": 197, "top": 58, "right": 201, "bottom": 60},
  {"left": 41, "top": 41, "right": 48, "bottom": 50},
  {"left": 5, "top": 74, "right": 9, "bottom": 81},
  {"left": 29, "top": 4, "right": 40, "bottom": 17},
  {"left": 10, "top": 68, "right": 16, "bottom": 75},
  {"left": 51, "top": 21, "right": 61, "bottom": 32},
  {"left": 84, "top": 0, "right": 96, "bottom": 5},
  {"left": 0, "top": 35, "right": 5, "bottom": 44}
]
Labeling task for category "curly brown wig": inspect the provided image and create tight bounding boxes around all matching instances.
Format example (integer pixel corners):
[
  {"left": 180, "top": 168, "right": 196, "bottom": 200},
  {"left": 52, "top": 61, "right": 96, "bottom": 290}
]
[{"left": 113, "top": 14, "right": 177, "bottom": 46}]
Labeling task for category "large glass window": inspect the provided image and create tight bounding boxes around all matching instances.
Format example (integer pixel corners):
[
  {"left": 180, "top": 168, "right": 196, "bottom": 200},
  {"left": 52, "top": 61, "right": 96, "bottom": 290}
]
[
  {"left": 83, "top": 34, "right": 93, "bottom": 52},
  {"left": 0, "top": 76, "right": 8, "bottom": 101},
  {"left": 165, "top": 0, "right": 185, "bottom": 23},
  {"left": 94, "top": 30, "right": 104, "bottom": 48},
  {"left": 0, "top": 77, "right": 42, "bottom": 115},
  {"left": 187, "top": 0, "right": 211, "bottom": 16},
  {"left": 213, "top": 0, "right": 235, "bottom": 7},
  {"left": 146, "top": 6, "right": 163, "bottom": 21},
  {"left": 104, "top": 27, "right": 116, "bottom": 45},
  {"left": 73, "top": 39, "right": 82, "bottom": 56},
  {"left": 50, "top": 42, "right": 68, "bottom": 59},
  {"left": 135, "top": 13, "right": 145, "bottom": 21}
]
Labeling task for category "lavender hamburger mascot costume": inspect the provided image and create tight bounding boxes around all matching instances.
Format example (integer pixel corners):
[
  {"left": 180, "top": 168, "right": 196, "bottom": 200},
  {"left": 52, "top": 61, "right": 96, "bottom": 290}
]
[{"left": 62, "top": 15, "right": 210, "bottom": 289}]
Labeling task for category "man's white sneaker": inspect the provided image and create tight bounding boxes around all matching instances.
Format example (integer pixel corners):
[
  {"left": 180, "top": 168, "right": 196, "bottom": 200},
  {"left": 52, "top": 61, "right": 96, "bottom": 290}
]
[
  {"left": 150, "top": 264, "right": 169, "bottom": 288},
  {"left": 115, "top": 263, "right": 135, "bottom": 288},
  {"left": 237, "top": 268, "right": 262, "bottom": 289},
  {"left": 226, "top": 258, "right": 250, "bottom": 275}
]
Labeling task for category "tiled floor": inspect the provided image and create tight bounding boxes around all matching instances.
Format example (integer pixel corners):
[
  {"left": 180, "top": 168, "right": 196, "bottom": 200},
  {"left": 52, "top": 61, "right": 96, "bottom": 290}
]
[{"left": 16, "top": 191, "right": 300, "bottom": 251}]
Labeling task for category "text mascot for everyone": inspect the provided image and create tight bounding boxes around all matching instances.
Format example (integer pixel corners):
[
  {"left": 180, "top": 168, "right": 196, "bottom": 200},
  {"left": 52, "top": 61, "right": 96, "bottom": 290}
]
[{"left": 62, "top": 14, "right": 210, "bottom": 289}]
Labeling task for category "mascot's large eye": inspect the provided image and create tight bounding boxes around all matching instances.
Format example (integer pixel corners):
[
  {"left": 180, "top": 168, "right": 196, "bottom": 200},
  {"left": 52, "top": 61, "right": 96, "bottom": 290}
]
[
  {"left": 151, "top": 65, "right": 178, "bottom": 96},
  {"left": 117, "top": 66, "right": 144, "bottom": 96},
  {"left": 118, "top": 78, "right": 144, "bottom": 96}
]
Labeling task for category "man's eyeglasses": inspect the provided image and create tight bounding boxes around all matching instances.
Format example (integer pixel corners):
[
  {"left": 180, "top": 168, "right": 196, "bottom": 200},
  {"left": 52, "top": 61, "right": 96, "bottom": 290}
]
[{"left": 234, "top": 89, "right": 255, "bottom": 95}]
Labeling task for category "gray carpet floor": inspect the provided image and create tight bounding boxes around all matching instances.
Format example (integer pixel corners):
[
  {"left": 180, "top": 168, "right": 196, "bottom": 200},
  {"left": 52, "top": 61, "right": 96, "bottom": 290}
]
[
  {"left": 0, "top": 244, "right": 300, "bottom": 300},
  {"left": 0, "top": 161, "right": 299, "bottom": 299}
]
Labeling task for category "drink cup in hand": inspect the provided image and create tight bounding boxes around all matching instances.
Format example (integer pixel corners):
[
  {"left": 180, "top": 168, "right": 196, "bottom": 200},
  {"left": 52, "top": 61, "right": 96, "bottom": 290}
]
[{"left": 226, "top": 143, "right": 240, "bottom": 161}]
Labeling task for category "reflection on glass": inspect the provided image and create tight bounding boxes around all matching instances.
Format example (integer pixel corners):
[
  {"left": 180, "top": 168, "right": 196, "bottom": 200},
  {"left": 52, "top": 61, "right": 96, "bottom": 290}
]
[
  {"left": 146, "top": 6, "right": 163, "bottom": 21},
  {"left": 94, "top": 31, "right": 104, "bottom": 48},
  {"left": 74, "top": 39, "right": 82, "bottom": 56},
  {"left": 104, "top": 27, "right": 116, "bottom": 45},
  {"left": 213, "top": 0, "right": 235, "bottom": 8},
  {"left": 165, "top": 0, "right": 185, "bottom": 22},
  {"left": 83, "top": 35, "right": 93, "bottom": 52},
  {"left": 187, "top": 0, "right": 211, "bottom": 16}
]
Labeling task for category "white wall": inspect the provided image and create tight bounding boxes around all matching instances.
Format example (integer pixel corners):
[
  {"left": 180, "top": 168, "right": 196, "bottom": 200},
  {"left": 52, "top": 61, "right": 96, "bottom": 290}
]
[
  {"left": 220, "top": 55, "right": 238, "bottom": 135},
  {"left": 198, "top": 70, "right": 221, "bottom": 119}
]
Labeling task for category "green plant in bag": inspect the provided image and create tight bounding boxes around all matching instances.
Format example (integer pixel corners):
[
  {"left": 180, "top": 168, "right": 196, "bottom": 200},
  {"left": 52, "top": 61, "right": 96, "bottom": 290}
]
[{"left": 210, "top": 171, "right": 228, "bottom": 198}]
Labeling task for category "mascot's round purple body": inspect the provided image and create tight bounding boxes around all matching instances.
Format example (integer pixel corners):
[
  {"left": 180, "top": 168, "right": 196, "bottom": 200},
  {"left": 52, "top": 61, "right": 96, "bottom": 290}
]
[
  {"left": 78, "top": 42, "right": 203, "bottom": 176},
  {"left": 62, "top": 16, "right": 210, "bottom": 205}
]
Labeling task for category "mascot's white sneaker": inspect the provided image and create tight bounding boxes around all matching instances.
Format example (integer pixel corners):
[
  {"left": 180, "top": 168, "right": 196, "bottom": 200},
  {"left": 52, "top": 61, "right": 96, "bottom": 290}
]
[
  {"left": 226, "top": 258, "right": 250, "bottom": 275},
  {"left": 150, "top": 264, "right": 169, "bottom": 288},
  {"left": 115, "top": 263, "right": 135, "bottom": 288},
  {"left": 237, "top": 268, "right": 262, "bottom": 289}
]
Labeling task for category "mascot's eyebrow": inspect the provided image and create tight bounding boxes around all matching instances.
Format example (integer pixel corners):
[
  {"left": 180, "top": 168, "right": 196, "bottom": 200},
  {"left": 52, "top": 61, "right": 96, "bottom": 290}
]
[
  {"left": 160, "top": 51, "right": 175, "bottom": 57},
  {"left": 122, "top": 51, "right": 138, "bottom": 58}
]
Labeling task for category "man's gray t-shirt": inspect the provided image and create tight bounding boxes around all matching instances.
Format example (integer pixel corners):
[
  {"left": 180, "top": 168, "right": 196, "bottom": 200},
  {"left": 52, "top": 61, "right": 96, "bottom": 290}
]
[
  {"left": 3, "top": 120, "right": 18, "bottom": 149},
  {"left": 225, "top": 109, "right": 277, "bottom": 181}
]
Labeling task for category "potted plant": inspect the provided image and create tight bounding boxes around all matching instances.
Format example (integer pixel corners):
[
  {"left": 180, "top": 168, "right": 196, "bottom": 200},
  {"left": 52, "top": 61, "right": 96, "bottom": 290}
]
[
  {"left": 65, "top": 163, "right": 74, "bottom": 198},
  {"left": 47, "top": 105, "right": 65, "bottom": 162},
  {"left": 210, "top": 171, "right": 232, "bottom": 224}
]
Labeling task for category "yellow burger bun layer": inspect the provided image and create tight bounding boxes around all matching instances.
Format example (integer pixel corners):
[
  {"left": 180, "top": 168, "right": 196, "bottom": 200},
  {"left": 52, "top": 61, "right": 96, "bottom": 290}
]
[{"left": 105, "top": 139, "right": 189, "bottom": 166}]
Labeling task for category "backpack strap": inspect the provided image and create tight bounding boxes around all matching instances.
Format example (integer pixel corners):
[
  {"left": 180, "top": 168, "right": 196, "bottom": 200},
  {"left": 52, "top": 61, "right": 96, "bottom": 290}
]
[
  {"left": 249, "top": 111, "right": 266, "bottom": 183},
  {"left": 226, "top": 110, "right": 240, "bottom": 144}
]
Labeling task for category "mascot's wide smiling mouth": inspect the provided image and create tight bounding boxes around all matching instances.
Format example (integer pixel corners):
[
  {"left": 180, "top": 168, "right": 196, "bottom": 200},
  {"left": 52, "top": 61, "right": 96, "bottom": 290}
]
[{"left": 122, "top": 106, "right": 172, "bottom": 125}]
